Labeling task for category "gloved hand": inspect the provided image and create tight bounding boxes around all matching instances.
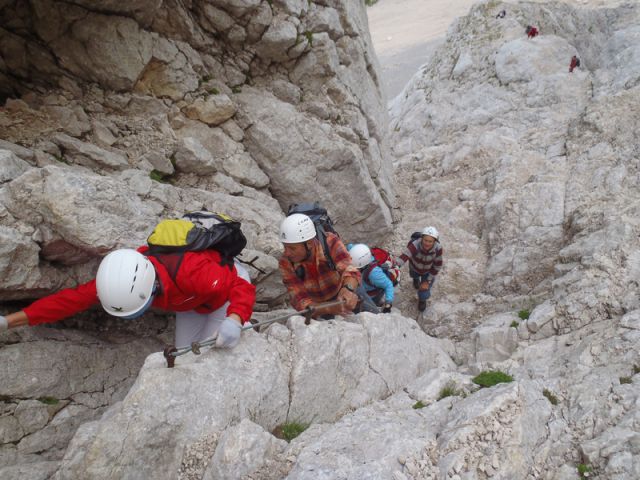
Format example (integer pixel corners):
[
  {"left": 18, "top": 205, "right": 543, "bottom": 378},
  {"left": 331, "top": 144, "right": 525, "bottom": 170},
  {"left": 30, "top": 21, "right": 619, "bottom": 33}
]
[
  {"left": 0, "top": 315, "right": 7, "bottom": 331},
  {"left": 337, "top": 287, "right": 359, "bottom": 312},
  {"left": 215, "top": 317, "right": 242, "bottom": 348},
  {"left": 382, "top": 303, "right": 392, "bottom": 314}
]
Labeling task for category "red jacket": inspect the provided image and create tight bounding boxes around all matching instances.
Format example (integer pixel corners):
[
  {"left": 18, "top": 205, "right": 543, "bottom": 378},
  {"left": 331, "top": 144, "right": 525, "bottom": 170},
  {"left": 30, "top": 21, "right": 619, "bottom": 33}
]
[{"left": 23, "top": 246, "right": 256, "bottom": 326}]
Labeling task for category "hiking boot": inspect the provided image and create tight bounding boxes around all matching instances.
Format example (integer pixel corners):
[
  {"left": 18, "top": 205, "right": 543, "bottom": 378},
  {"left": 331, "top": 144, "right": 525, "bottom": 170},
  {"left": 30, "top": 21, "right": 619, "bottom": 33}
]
[
  {"left": 413, "top": 277, "right": 420, "bottom": 290},
  {"left": 418, "top": 300, "right": 427, "bottom": 312}
]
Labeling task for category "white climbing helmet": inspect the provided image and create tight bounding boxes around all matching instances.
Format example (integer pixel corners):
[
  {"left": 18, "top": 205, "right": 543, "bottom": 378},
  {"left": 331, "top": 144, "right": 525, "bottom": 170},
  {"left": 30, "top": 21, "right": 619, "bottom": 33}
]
[
  {"left": 96, "top": 249, "right": 156, "bottom": 318},
  {"left": 280, "top": 214, "right": 317, "bottom": 244},
  {"left": 421, "top": 226, "right": 439, "bottom": 240},
  {"left": 349, "top": 243, "right": 373, "bottom": 269}
]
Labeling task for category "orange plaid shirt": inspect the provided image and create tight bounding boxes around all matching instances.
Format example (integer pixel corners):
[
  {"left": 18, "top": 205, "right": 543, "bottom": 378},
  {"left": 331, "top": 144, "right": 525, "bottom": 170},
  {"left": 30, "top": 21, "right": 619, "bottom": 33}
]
[{"left": 279, "top": 233, "right": 361, "bottom": 311}]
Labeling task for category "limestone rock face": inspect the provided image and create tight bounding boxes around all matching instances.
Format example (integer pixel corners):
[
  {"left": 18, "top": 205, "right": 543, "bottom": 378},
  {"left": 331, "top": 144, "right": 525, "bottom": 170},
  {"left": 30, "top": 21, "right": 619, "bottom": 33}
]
[
  {"left": 0, "top": 0, "right": 393, "bottom": 240},
  {"left": 55, "top": 314, "right": 455, "bottom": 479},
  {"left": 0, "top": 0, "right": 392, "bottom": 475},
  {"left": 386, "top": 1, "right": 640, "bottom": 478}
]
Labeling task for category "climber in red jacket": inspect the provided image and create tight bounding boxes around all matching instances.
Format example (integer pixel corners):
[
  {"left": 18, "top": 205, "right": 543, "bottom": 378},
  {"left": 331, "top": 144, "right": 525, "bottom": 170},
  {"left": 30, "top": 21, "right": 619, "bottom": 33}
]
[
  {"left": 0, "top": 248, "right": 256, "bottom": 349},
  {"left": 569, "top": 55, "right": 581, "bottom": 73},
  {"left": 526, "top": 25, "right": 539, "bottom": 38}
]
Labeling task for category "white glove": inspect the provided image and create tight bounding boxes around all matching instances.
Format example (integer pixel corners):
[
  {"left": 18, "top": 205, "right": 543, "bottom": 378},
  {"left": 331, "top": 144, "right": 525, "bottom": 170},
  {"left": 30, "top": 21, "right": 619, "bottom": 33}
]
[
  {"left": 0, "top": 315, "right": 7, "bottom": 331},
  {"left": 215, "top": 317, "right": 242, "bottom": 348}
]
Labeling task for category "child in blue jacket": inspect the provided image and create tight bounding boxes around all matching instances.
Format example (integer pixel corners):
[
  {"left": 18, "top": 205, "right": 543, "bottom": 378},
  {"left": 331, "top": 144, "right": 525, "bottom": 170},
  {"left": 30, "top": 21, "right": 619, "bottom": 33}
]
[{"left": 348, "top": 243, "right": 395, "bottom": 313}]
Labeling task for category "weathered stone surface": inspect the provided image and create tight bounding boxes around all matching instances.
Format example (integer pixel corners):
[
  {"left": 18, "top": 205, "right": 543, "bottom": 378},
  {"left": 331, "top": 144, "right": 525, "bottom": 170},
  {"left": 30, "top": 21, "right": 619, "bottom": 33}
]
[
  {"left": 173, "top": 136, "right": 221, "bottom": 174},
  {"left": 56, "top": 333, "right": 290, "bottom": 479},
  {"left": 42, "top": 12, "right": 155, "bottom": 91},
  {"left": 0, "top": 140, "right": 35, "bottom": 161},
  {"left": 53, "top": 134, "right": 129, "bottom": 170},
  {"left": 471, "top": 313, "right": 520, "bottom": 367},
  {"left": 0, "top": 461, "right": 60, "bottom": 480},
  {"left": 4, "top": 166, "right": 155, "bottom": 256},
  {"left": 202, "top": 419, "right": 287, "bottom": 480},
  {"left": 0, "top": 226, "right": 44, "bottom": 292},
  {"left": 240, "top": 88, "right": 392, "bottom": 241},
  {"left": 254, "top": 15, "right": 298, "bottom": 62},
  {"left": 41, "top": 105, "right": 91, "bottom": 137},
  {"left": 182, "top": 94, "right": 236, "bottom": 126},
  {"left": 56, "top": 315, "right": 455, "bottom": 478},
  {"left": 0, "top": 149, "right": 31, "bottom": 184}
]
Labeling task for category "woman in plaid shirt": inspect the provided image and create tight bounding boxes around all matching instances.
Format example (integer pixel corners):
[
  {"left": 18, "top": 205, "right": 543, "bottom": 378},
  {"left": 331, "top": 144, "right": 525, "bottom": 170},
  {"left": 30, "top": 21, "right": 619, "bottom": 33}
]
[{"left": 278, "top": 214, "right": 362, "bottom": 318}]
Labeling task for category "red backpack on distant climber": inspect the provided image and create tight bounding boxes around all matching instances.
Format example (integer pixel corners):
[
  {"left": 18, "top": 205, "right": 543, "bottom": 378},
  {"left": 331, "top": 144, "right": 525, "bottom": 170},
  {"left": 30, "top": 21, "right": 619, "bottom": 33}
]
[{"left": 362, "top": 247, "right": 401, "bottom": 287}]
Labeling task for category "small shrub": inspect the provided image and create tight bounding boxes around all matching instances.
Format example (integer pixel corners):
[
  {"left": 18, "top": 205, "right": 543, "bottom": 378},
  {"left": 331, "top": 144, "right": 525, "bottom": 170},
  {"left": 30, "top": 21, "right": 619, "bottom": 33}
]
[
  {"left": 518, "top": 309, "right": 530, "bottom": 320},
  {"left": 273, "top": 422, "right": 309, "bottom": 442},
  {"left": 577, "top": 463, "right": 592, "bottom": 478},
  {"left": 438, "top": 381, "right": 460, "bottom": 400},
  {"left": 149, "top": 170, "right": 169, "bottom": 183},
  {"left": 207, "top": 87, "right": 220, "bottom": 95},
  {"left": 364, "top": 0, "right": 379, "bottom": 6},
  {"left": 412, "top": 400, "right": 426, "bottom": 409},
  {"left": 633, "top": 365, "right": 640, "bottom": 375},
  {"left": 542, "top": 388, "right": 558, "bottom": 405},
  {"left": 37, "top": 396, "right": 59, "bottom": 405},
  {"left": 231, "top": 85, "right": 242, "bottom": 94},
  {"left": 620, "top": 376, "right": 632, "bottom": 384},
  {"left": 510, "top": 320, "right": 519, "bottom": 328},
  {"left": 472, "top": 370, "right": 513, "bottom": 388}
]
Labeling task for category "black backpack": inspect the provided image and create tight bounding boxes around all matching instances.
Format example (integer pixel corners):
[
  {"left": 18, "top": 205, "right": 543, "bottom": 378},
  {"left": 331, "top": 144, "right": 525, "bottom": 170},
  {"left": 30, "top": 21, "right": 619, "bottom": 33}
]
[
  {"left": 147, "top": 211, "right": 247, "bottom": 279},
  {"left": 287, "top": 202, "right": 338, "bottom": 272}
]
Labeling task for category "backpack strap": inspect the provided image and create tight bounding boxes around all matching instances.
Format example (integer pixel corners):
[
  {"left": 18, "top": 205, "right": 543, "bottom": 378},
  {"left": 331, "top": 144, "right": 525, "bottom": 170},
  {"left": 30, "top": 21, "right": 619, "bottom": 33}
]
[
  {"left": 317, "top": 228, "right": 336, "bottom": 271},
  {"left": 362, "top": 263, "right": 374, "bottom": 284}
]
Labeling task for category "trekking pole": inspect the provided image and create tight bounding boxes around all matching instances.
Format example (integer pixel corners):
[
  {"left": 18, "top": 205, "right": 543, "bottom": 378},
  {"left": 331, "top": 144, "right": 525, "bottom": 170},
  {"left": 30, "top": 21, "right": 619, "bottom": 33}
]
[
  {"left": 162, "top": 299, "right": 346, "bottom": 368},
  {"left": 242, "top": 299, "right": 346, "bottom": 332}
]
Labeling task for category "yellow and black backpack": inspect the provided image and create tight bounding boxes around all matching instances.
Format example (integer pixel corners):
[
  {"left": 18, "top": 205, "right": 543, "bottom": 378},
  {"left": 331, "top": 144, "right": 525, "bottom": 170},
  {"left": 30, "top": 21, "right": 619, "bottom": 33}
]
[{"left": 147, "top": 211, "right": 247, "bottom": 279}]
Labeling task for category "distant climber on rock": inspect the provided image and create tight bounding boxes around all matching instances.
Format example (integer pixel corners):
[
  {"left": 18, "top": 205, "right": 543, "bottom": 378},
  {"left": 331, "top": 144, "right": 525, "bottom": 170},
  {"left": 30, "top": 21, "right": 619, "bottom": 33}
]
[
  {"left": 278, "top": 213, "right": 367, "bottom": 319},
  {"left": 1, "top": 215, "right": 257, "bottom": 350},
  {"left": 496, "top": 9, "right": 506, "bottom": 19},
  {"left": 526, "top": 25, "right": 539, "bottom": 38},
  {"left": 569, "top": 55, "right": 581, "bottom": 72},
  {"left": 348, "top": 243, "right": 397, "bottom": 314},
  {"left": 395, "top": 226, "right": 444, "bottom": 313}
]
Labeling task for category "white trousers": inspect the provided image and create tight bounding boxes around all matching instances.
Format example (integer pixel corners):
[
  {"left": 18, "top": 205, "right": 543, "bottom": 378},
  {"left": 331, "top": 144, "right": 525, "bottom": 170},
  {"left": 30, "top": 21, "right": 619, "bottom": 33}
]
[{"left": 174, "top": 262, "right": 251, "bottom": 348}]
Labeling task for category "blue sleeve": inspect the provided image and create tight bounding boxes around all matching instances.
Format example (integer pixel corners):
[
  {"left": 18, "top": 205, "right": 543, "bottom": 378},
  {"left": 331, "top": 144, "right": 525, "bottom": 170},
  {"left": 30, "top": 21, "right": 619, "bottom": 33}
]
[{"left": 368, "top": 266, "right": 395, "bottom": 303}]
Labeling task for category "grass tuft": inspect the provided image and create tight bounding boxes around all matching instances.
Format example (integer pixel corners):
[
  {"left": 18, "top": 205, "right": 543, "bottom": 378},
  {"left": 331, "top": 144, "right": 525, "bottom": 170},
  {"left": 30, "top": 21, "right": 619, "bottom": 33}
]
[
  {"left": 510, "top": 320, "right": 519, "bottom": 328},
  {"left": 438, "top": 381, "right": 460, "bottom": 400},
  {"left": 472, "top": 370, "right": 513, "bottom": 388},
  {"left": 304, "top": 31, "right": 313, "bottom": 46},
  {"left": 37, "top": 396, "right": 59, "bottom": 405},
  {"left": 577, "top": 463, "right": 592, "bottom": 478},
  {"left": 149, "top": 170, "right": 171, "bottom": 183},
  {"left": 412, "top": 400, "right": 426, "bottom": 409},
  {"left": 518, "top": 309, "right": 530, "bottom": 320},
  {"left": 620, "top": 376, "right": 632, "bottom": 384},
  {"left": 542, "top": 388, "right": 558, "bottom": 405},
  {"left": 273, "top": 422, "right": 309, "bottom": 442}
]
